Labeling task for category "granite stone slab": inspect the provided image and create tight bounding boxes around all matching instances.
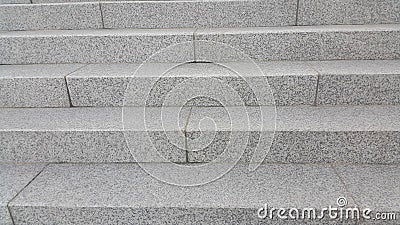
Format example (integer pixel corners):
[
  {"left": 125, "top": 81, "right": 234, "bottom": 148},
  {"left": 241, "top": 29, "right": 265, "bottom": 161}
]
[
  {"left": 194, "top": 24, "right": 400, "bottom": 61},
  {"left": 0, "top": 3, "right": 102, "bottom": 31},
  {"left": 309, "top": 60, "right": 400, "bottom": 105},
  {"left": 101, "top": 0, "right": 297, "bottom": 29},
  {"left": 66, "top": 63, "right": 139, "bottom": 107},
  {"left": 0, "top": 107, "right": 189, "bottom": 163},
  {"left": 0, "top": 163, "right": 46, "bottom": 225},
  {"left": 0, "top": 64, "right": 83, "bottom": 107},
  {"left": 33, "top": 0, "right": 152, "bottom": 2},
  {"left": 66, "top": 61, "right": 317, "bottom": 107},
  {"left": 0, "top": 29, "right": 195, "bottom": 64},
  {"left": 0, "top": 0, "right": 29, "bottom": 4},
  {"left": 8, "top": 163, "right": 354, "bottom": 224},
  {"left": 335, "top": 165, "right": 400, "bottom": 224},
  {"left": 186, "top": 105, "right": 400, "bottom": 164},
  {"left": 298, "top": 0, "right": 400, "bottom": 25}
]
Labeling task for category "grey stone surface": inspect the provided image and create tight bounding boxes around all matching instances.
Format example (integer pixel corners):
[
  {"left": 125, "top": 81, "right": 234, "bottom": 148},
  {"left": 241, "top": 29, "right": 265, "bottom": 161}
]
[
  {"left": 258, "top": 61, "right": 318, "bottom": 105},
  {"left": 0, "top": 163, "right": 46, "bottom": 225},
  {"left": 33, "top": 0, "right": 152, "bottom": 2},
  {"left": 66, "top": 63, "right": 139, "bottom": 107},
  {"left": 298, "top": 0, "right": 400, "bottom": 25},
  {"left": 0, "top": 107, "right": 189, "bottom": 163},
  {"left": 67, "top": 62, "right": 317, "bottom": 107},
  {"left": 101, "top": 0, "right": 296, "bottom": 29},
  {"left": 195, "top": 24, "right": 400, "bottom": 61},
  {"left": 9, "top": 163, "right": 353, "bottom": 224},
  {"left": 186, "top": 105, "right": 400, "bottom": 164},
  {"left": 0, "top": 3, "right": 102, "bottom": 31},
  {"left": 309, "top": 60, "right": 400, "bottom": 105},
  {"left": 335, "top": 165, "right": 400, "bottom": 224},
  {"left": 0, "top": 29, "right": 194, "bottom": 64},
  {"left": 0, "top": 64, "right": 83, "bottom": 107},
  {"left": 2, "top": 105, "right": 400, "bottom": 164},
  {"left": 0, "top": 0, "right": 29, "bottom": 4}
]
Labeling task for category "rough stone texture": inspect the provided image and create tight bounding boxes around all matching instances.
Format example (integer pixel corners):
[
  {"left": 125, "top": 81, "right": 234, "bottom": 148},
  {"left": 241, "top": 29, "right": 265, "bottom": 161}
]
[
  {"left": 33, "top": 0, "right": 150, "bottom": 2},
  {"left": 0, "top": 29, "right": 194, "bottom": 64},
  {"left": 102, "top": 0, "right": 297, "bottom": 29},
  {"left": 258, "top": 61, "right": 318, "bottom": 105},
  {"left": 195, "top": 24, "right": 400, "bottom": 61},
  {"left": 0, "top": 163, "right": 46, "bottom": 225},
  {"left": 66, "top": 63, "right": 139, "bottom": 107},
  {"left": 298, "top": 0, "right": 400, "bottom": 25},
  {"left": 0, "top": 107, "right": 189, "bottom": 163},
  {"left": 0, "top": 0, "right": 29, "bottom": 4},
  {"left": 335, "top": 165, "right": 400, "bottom": 224},
  {"left": 0, "top": 3, "right": 102, "bottom": 31},
  {"left": 0, "top": 64, "right": 83, "bottom": 107},
  {"left": 186, "top": 105, "right": 400, "bottom": 164},
  {"left": 9, "top": 163, "right": 353, "bottom": 224},
  {"left": 309, "top": 60, "right": 400, "bottom": 105},
  {"left": 67, "top": 62, "right": 317, "bottom": 107}
]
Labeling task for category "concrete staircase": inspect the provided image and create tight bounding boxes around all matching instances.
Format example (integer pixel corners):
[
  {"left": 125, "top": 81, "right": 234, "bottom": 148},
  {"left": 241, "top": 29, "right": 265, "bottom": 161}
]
[{"left": 0, "top": 0, "right": 399, "bottom": 224}]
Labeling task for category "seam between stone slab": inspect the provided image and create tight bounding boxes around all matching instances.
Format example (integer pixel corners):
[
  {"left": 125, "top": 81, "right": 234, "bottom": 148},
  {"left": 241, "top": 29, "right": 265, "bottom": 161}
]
[
  {"left": 295, "top": 0, "right": 300, "bottom": 25},
  {"left": 64, "top": 64, "right": 88, "bottom": 107},
  {"left": 183, "top": 106, "right": 193, "bottom": 163},
  {"left": 313, "top": 72, "right": 321, "bottom": 106},
  {"left": 98, "top": 2, "right": 105, "bottom": 29},
  {"left": 306, "top": 61, "right": 322, "bottom": 106},
  {"left": 330, "top": 164, "right": 361, "bottom": 208},
  {"left": 7, "top": 163, "right": 49, "bottom": 225}
]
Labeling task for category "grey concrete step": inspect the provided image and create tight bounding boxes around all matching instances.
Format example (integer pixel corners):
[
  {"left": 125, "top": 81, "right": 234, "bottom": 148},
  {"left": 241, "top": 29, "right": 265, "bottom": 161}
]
[
  {"left": 0, "top": 163, "right": 46, "bottom": 225},
  {"left": 0, "top": 2, "right": 102, "bottom": 31},
  {"left": 2, "top": 60, "right": 399, "bottom": 108},
  {"left": 298, "top": 0, "right": 400, "bottom": 26},
  {"left": 0, "top": 64, "right": 84, "bottom": 108},
  {"left": 1, "top": 24, "right": 398, "bottom": 64},
  {"left": 1, "top": 0, "right": 398, "bottom": 27},
  {"left": 195, "top": 24, "right": 400, "bottom": 62},
  {"left": 2, "top": 162, "right": 398, "bottom": 224},
  {"left": 0, "top": 0, "right": 297, "bottom": 31},
  {"left": 66, "top": 61, "right": 318, "bottom": 107},
  {"left": 67, "top": 60, "right": 400, "bottom": 107},
  {"left": 0, "top": 106, "right": 189, "bottom": 163},
  {"left": 0, "top": 105, "right": 399, "bottom": 164},
  {"left": 0, "top": 28, "right": 195, "bottom": 64}
]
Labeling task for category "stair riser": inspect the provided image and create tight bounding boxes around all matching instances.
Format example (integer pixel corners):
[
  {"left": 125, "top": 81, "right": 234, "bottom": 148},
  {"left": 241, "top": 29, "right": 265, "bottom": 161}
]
[
  {"left": 298, "top": 0, "right": 400, "bottom": 26},
  {"left": 1, "top": 0, "right": 398, "bottom": 28},
  {"left": 0, "top": 131, "right": 186, "bottom": 163},
  {"left": 1, "top": 26, "right": 399, "bottom": 64},
  {"left": 0, "top": 31, "right": 194, "bottom": 64},
  {"left": 0, "top": 3, "right": 102, "bottom": 31},
  {"left": 195, "top": 28, "right": 400, "bottom": 62},
  {"left": 0, "top": 0, "right": 297, "bottom": 31},
  {"left": 187, "top": 131, "right": 400, "bottom": 165},
  {"left": 3, "top": 60, "right": 400, "bottom": 108},
  {"left": 1, "top": 130, "right": 399, "bottom": 164},
  {"left": 67, "top": 75, "right": 316, "bottom": 107}
]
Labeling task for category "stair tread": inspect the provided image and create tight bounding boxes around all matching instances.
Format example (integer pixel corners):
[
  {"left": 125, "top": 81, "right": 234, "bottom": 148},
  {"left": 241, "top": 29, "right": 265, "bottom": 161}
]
[
  {"left": 1, "top": 24, "right": 399, "bottom": 36},
  {"left": 0, "top": 163, "right": 46, "bottom": 224},
  {"left": 7, "top": 163, "right": 348, "bottom": 208},
  {"left": 3, "top": 163, "right": 399, "bottom": 223}
]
